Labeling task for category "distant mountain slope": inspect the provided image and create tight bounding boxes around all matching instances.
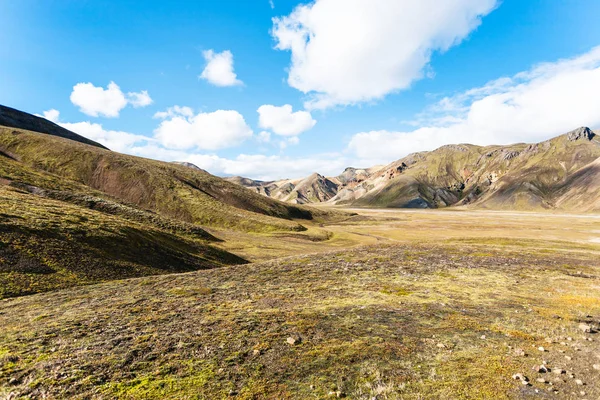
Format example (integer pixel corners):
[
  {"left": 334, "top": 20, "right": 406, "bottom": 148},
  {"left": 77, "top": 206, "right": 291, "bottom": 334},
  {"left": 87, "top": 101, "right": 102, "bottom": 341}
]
[
  {"left": 230, "top": 127, "right": 600, "bottom": 212},
  {"left": 0, "top": 104, "right": 108, "bottom": 149},
  {"left": 0, "top": 125, "right": 325, "bottom": 233},
  {"left": 171, "top": 161, "right": 208, "bottom": 173}
]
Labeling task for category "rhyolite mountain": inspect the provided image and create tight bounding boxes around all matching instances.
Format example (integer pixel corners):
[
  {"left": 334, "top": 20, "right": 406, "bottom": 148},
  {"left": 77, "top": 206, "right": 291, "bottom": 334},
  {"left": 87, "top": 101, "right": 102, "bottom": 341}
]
[{"left": 230, "top": 127, "right": 600, "bottom": 212}]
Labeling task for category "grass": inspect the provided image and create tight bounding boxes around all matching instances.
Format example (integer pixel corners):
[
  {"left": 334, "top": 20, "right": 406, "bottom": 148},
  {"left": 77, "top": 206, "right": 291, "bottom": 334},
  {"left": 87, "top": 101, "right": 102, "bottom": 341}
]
[{"left": 1, "top": 233, "right": 599, "bottom": 399}]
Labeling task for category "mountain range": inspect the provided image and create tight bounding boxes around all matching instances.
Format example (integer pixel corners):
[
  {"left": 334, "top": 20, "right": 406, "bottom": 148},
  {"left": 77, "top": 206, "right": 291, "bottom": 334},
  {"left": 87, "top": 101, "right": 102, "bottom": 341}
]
[{"left": 227, "top": 127, "right": 600, "bottom": 212}]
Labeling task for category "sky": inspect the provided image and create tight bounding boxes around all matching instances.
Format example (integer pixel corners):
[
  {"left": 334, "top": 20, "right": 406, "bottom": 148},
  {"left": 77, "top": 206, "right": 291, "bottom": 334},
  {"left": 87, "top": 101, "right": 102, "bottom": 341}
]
[{"left": 2, "top": 0, "right": 600, "bottom": 180}]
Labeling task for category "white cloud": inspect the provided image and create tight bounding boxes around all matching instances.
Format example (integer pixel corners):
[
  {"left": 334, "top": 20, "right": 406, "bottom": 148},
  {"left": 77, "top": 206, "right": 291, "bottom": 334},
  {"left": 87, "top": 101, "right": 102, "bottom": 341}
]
[
  {"left": 70, "top": 81, "right": 153, "bottom": 117},
  {"left": 348, "top": 46, "right": 600, "bottom": 164},
  {"left": 272, "top": 0, "right": 497, "bottom": 109},
  {"left": 184, "top": 153, "right": 348, "bottom": 181},
  {"left": 257, "top": 131, "right": 272, "bottom": 143},
  {"left": 127, "top": 90, "right": 153, "bottom": 108},
  {"left": 153, "top": 105, "right": 194, "bottom": 119},
  {"left": 39, "top": 109, "right": 151, "bottom": 152},
  {"left": 199, "top": 50, "right": 243, "bottom": 87},
  {"left": 154, "top": 108, "right": 253, "bottom": 150},
  {"left": 41, "top": 109, "right": 60, "bottom": 123},
  {"left": 257, "top": 104, "right": 316, "bottom": 136},
  {"left": 38, "top": 108, "right": 345, "bottom": 180},
  {"left": 278, "top": 136, "right": 300, "bottom": 150}
]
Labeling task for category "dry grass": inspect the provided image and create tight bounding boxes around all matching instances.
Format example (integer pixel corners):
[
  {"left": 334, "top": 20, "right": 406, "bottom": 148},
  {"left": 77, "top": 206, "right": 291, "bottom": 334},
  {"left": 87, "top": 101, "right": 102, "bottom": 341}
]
[{"left": 1, "top": 213, "right": 599, "bottom": 399}]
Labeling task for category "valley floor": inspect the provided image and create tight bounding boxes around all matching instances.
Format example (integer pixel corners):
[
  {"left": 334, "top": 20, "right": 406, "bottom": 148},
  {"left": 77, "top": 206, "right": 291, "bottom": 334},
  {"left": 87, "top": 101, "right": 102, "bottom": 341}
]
[{"left": 2, "top": 209, "right": 600, "bottom": 399}]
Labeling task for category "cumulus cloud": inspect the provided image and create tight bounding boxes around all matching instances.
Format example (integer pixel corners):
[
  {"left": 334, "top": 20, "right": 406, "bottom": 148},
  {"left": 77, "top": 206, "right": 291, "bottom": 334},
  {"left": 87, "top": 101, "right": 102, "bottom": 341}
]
[
  {"left": 257, "top": 104, "right": 316, "bottom": 136},
  {"left": 348, "top": 46, "right": 600, "bottom": 164},
  {"left": 39, "top": 109, "right": 151, "bottom": 152},
  {"left": 154, "top": 107, "right": 253, "bottom": 150},
  {"left": 70, "top": 81, "right": 153, "bottom": 117},
  {"left": 199, "top": 50, "right": 243, "bottom": 87},
  {"left": 272, "top": 0, "right": 497, "bottom": 109},
  {"left": 127, "top": 90, "right": 153, "bottom": 108},
  {"left": 183, "top": 153, "right": 348, "bottom": 181},
  {"left": 257, "top": 131, "right": 272, "bottom": 143},
  {"left": 153, "top": 105, "right": 194, "bottom": 120},
  {"left": 37, "top": 109, "right": 344, "bottom": 180}
]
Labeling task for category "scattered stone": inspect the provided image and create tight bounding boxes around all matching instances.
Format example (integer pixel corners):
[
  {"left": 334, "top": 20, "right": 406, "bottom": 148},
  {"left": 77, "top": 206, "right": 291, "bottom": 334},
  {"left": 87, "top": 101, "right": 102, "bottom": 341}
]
[
  {"left": 552, "top": 369, "right": 565, "bottom": 375},
  {"left": 229, "top": 390, "right": 238, "bottom": 396},
  {"left": 514, "top": 348, "right": 527, "bottom": 356},
  {"left": 436, "top": 343, "right": 447, "bottom": 349},
  {"left": 567, "top": 337, "right": 573, "bottom": 341},
  {"left": 536, "top": 378, "right": 547, "bottom": 383},
  {"left": 8, "top": 377, "right": 19, "bottom": 385},
  {"left": 565, "top": 356, "right": 572, "bottom": 360},
  {"left": 579, "top": 323, "right": 592, "bottom": 333},
  {"left": 252, "top": 349, "right": 260, "bottom": 356},
  {"left": 512, "top": 373, "right": 528, "bottom": 381},
  {"left": 580, "top": 391, "right": 586, "bottom": 396},
  {"left": 535, "top": 365, "right": 549, "bottom": 373},
  {"left": 480, "top": 335, "right": 486, "bottom": 340},
  {"left": 538, "top": 346, "right": 546, "bottom": 352},
  {"left": 593, "top": 364, "right": 600, "bottom": 371},
  {"left": 575, "top": 379, "right": 584, "bottom": 386},
  {"left": 286, "top": 335, "right": 301, "bottom": 345}
]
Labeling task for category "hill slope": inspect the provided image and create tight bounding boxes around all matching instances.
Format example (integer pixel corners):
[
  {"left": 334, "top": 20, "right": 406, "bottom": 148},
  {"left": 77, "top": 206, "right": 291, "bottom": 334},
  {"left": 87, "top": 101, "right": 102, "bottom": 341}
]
[
  {"left": 0, "top": 105, "right": 108, "bottom": 149},
  {"left": 0, "top": 125, "right": 322, "bottom": 233},
  {"left": 0, "top": 107, "right": 339, "bottom": 297},
  {"left": 231, "top": 127, "right": 600, "bottom": 211}
]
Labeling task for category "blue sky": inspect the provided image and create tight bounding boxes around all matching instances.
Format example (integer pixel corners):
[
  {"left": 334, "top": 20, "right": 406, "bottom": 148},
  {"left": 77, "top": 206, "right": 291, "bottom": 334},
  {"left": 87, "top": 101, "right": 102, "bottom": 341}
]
[{"left": 2, "top": 0, "right": 600, "bottom": 180}]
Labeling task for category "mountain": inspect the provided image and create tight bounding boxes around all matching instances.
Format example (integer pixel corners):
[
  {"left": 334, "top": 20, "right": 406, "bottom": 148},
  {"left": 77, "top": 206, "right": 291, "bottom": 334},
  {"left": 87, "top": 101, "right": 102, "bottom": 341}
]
[
  {"left": 229, "top": 127, "right": 600, "bottom": 211},
  {"left": 171, "top": 161, "right": 208, "bottom": 173},
  {"left": 0, "top": 105, "right": 338, "bottom": 297},
  {"left": 229, "top": 173, "right": 338, "bottom": 204},
  {"left": 0, "top": 104, "right": 108, "bottom": 149}
]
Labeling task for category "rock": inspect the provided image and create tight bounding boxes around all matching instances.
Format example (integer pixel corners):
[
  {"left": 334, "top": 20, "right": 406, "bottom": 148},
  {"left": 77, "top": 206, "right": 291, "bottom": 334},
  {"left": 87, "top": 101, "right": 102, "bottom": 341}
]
[
  {"left": 535, "top": 365, "right": 549, "bottom": 373},
  {"left": 578, "top": 323, "right": 592, "bottom": 333},
  {"left": 436, "top": 343, "right": 447, "bottom": 349},
  {"left": 575, "top": 379, "right": 584, "bottom": 386},
  {"left": 252, "top": 349, "right": 260, "bottom": 356},
  {"left": 514, "top": 348, "right": 527, "bottom": 356},
  {"left": 536, "top": 378, "right": 547, "bottom": 383},
  {"left": 552, "top": 368, "right": 565, "bottom": 375},
  {"left": 512, "top": 373, "right": 529, "bottom": 383},
  {"left": 8, "top": 377, "right": 19, "bottom": 385},
  {"left": 286, "top": 336, "right": 301, "bottom": 345},
  {"left": 538, "top": 346, "right": 546, "bottom": 352},
  {"left": 567, "top": 127, "right": 595, "bottom": 141},
  {"left": 565, "top": 356, "right": 572, "bottom": 360},
  {"left": 229, "top": 390, "right": 238, "bottom": 396},
  {"left": 480, "top": 335, "right": 486, "bottom": 340},
  {"left": 593, "top": 364, "right": 600, "bottom": 370}
]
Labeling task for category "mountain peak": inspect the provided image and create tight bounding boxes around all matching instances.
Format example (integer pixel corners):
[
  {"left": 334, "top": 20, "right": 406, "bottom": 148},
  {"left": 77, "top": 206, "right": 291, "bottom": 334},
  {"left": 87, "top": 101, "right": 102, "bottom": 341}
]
[
  {"left": 0, "top": 104, "right": 108, "bottom": 149},
  {"left": 566, "top": 126, "right": 595, "bottom": 141}
]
